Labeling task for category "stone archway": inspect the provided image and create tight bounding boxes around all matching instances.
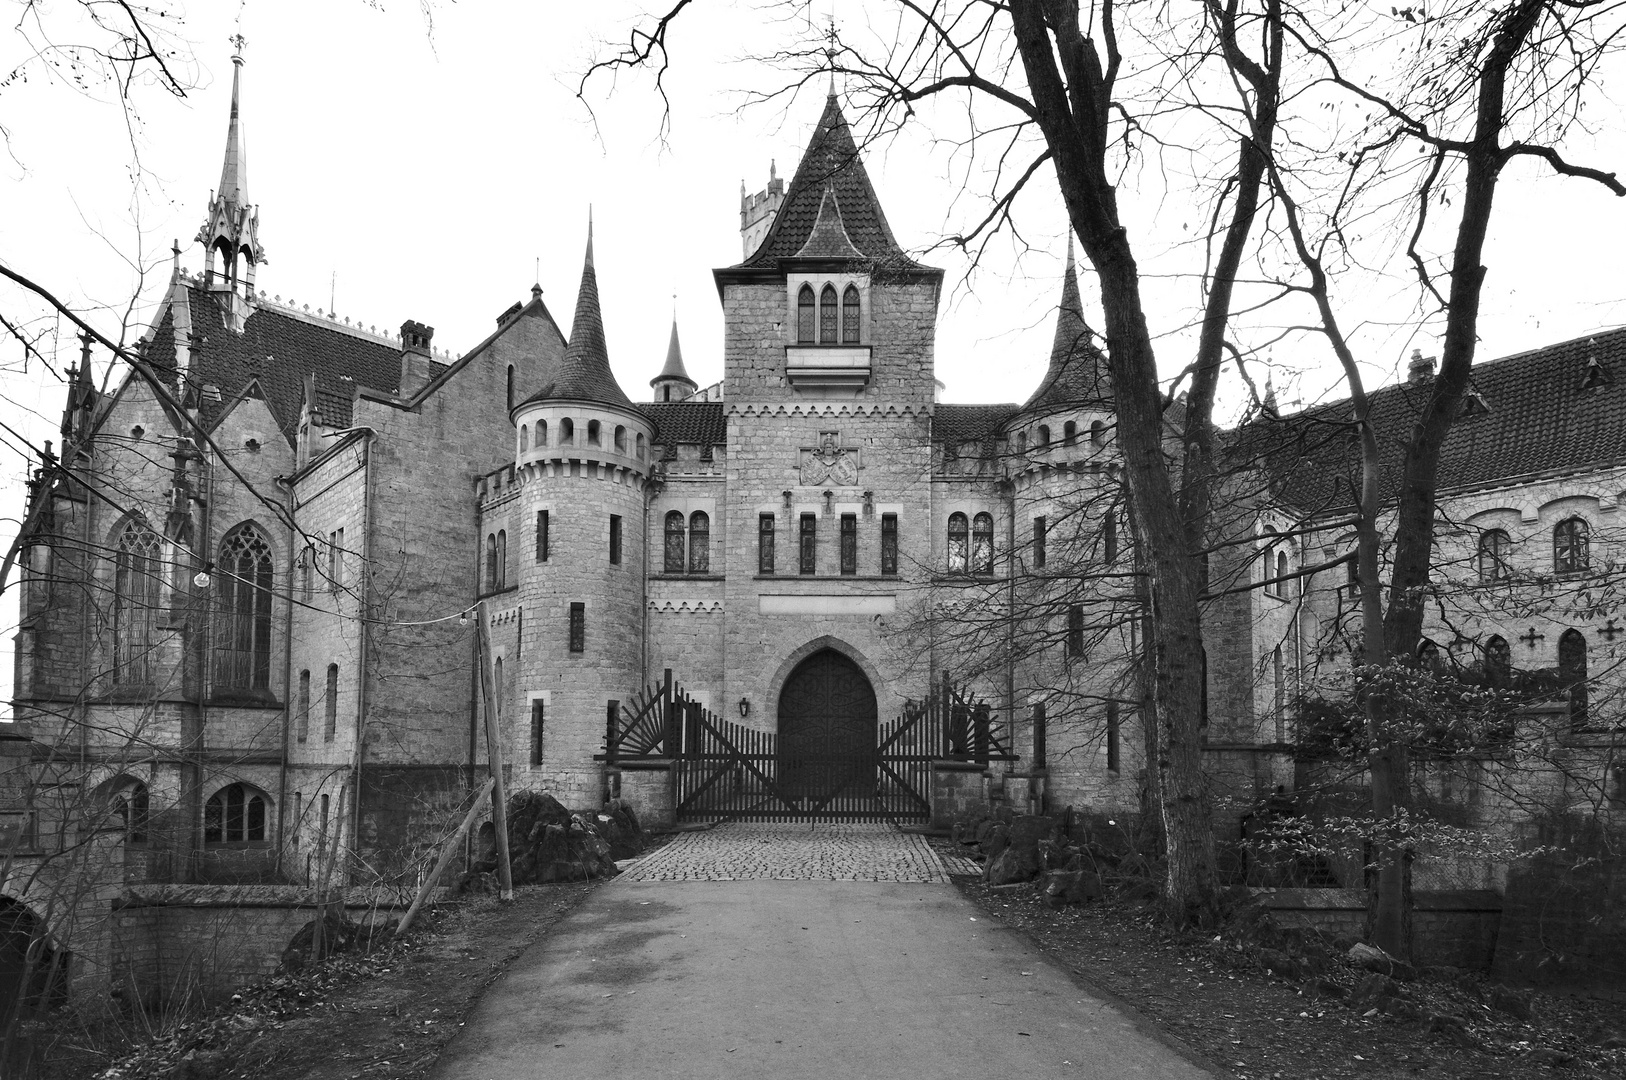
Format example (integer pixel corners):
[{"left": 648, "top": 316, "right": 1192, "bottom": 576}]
[{"left": 776, "top": 649, "right": 879, "bottom": 803}]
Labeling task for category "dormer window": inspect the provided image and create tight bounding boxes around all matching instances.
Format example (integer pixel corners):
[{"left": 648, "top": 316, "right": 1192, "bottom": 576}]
[{"left": 798, "top": 285, "right": 816, "bottom": 343}]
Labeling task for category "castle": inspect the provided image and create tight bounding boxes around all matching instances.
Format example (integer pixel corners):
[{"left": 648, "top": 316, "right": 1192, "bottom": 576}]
[{"left": 9, "top": 50, "right": 1625, "bottom": 989}]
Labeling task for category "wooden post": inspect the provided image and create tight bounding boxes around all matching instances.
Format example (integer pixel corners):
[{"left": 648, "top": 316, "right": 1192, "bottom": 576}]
[
  {"left": 476, "top": 602, "right": 515, "bottom": 901},
  {"left": 662, "top": 668, "right": 677, "bottom": 756},
  {"left": 395, "top": 776, "right": 495, "bottom": 937}
]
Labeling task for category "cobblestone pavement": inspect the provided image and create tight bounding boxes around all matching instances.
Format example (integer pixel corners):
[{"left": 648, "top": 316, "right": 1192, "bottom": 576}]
[{"left": 617, "top": 821, "right": 983, "bottom": 882}]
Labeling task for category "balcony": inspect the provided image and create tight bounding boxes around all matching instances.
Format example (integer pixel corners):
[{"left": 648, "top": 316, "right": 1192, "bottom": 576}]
[{"left": 786, "top": 345, "right": 872, "bottom": 389}]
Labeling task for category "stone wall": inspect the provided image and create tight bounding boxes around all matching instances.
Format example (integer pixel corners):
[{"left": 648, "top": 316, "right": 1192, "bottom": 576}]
[{"left": 1258, "top": 887, "right": 1504, "bottom": 972}]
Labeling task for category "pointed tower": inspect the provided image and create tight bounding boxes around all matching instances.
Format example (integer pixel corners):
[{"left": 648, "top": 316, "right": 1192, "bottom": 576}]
[
  {"left": 196, "top": 45, "right": 265, "bottom": 329},
  {"left": 650, "top": 315, "right": 697, "bottom": 402},
  {"left": 1022, "top": 238, "right": 1111, "bottom": 414},
  {"left": 508, "top": 220, "right": 654, "bottom": 808}
]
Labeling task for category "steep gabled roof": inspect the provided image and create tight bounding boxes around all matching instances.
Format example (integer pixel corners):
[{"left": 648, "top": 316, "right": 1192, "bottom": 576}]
[
  {"left": 521, "top": 225, "right": 635, "bottom": 410},
  {"left": 733, "top": 94, "right": 928, "bottom": 271},
  {"left": 1023, "top": 240, "right": 1111, "bottom": 413},
  {"left": 1240, "top": 326, "right": 1626, "bottom": 517}
]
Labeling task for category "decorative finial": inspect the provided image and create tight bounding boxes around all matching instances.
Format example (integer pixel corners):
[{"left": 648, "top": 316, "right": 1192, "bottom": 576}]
[
  {"left": 825, "top": 15, "right": 838, "bottom": 95},
  {"left": 230, "top": 32, "right": 247, "bottom": 62}
]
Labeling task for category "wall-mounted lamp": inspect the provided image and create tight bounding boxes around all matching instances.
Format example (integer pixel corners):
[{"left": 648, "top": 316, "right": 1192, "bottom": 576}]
[
  {"left": 782, "top": 490, "right": 792, "bottom": 509},
  {"left": 823, "top": 489, "right": 834, "bottom": 514},
  {"left": 862, "top": 490, "right": 874, "bottom": 517},
  {"left": 738, "top": 697, "right": 750, "bottom": 718}
]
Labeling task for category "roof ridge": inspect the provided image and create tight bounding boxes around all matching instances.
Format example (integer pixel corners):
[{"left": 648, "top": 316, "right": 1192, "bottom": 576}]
[{"left": 176, "top": 274, "right": 456, "bottom": 359}]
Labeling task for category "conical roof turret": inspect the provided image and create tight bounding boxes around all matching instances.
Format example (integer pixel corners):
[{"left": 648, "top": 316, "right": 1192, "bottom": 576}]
[
  {"left": 656, "top": 317, "right": 691, "bottom": 383},
  {"left": 528, "top": 219, "right": 635, "bottom": 409},
  {"left": 1023, "top": 238, "right": 1111, "bottom": 411}
]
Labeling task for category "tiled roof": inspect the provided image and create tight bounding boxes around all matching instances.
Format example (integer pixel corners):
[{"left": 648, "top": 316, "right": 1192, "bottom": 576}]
[
  {"left": 735, "top": 95, "right": 927, "bottom": 272},
  {"left": 1024, "top": 242, "right": 1111, "bottom": 413},
  {"left": 653, "top": 318, "right": 693, "bottom": 384},
  {"left": 641, "top": 402, "right": 727, "bottom": 446},
  {"left": 794, "top": 188, "right": 864, "bottom": 259},
  {"left": 140, "top": 287, "right": 404, "bottom": 445},
  {"left": 1242, "top": 326, "right": 1626, "bottom": 516},
  {"left": 935, "top": 403, "right": 1019, "bottom": 448},
  {"left": 521, "top": 230, "right": 636, "bottom": 410}
]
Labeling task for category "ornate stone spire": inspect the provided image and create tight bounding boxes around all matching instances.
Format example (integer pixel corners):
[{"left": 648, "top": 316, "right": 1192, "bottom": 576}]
[{"left": 196, "top": 41, "right": 264, "bottom": 324}]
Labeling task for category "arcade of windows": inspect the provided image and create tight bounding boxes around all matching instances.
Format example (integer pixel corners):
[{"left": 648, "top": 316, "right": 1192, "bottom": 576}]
[
  {"left": 795, "top": 283, "right": 863, "bottom": 345},
  {"left": 1474, "top": 515, "right": 1592, "bottom": 584},
  {"left": 947, "top": 512, "right": 995, "bottom": 576},
  {"left": 755, "top": 512, "right": 900, "bottom": 576}
]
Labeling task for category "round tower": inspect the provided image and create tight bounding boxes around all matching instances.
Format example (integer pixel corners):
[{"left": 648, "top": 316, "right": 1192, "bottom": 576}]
[{"left": 511, "top": 222, "right": 654, "bottom": 809}]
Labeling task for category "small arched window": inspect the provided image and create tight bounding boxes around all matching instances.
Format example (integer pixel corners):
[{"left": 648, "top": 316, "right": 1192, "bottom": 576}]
[
  {"left": 664, "top": 511, "right": 686, "bottom": 573},
  {"left": 536, "top": 419, "right": 548, "bottom": 446},
  {"left": 1016, "top": 431, "right": 1027, "bottom": 455},
  {"left": 797, "top": 284, "right": 816, "bottom": 343},
  {"left": 1484, "top": 634, "right": 1511, "bottom": 687},
  {"left": 636, "top": 433, "right": 646, "bottom": 460},
  {"left": 947, "top": 512, "right": 969, "bottom": 573},
  {"left": 1037, "top": 425, "right": 1051, "bottom": 447},
  {"left": 971, "top": 513, "right": 994, "bottom": 575},
  {"left": 614, "top": 425, "right": 627, "bottom": 451},
  {"left": 1063, "top": 420, "right": 1077, "bottom": 446},
  {"left": 1275, "top": 549, "right": 1289, "bottom": 595},
  {"left": 325, "top": 663, "right": 339, "bottom": 740},
  {"left": 820, "top": 283, "right": 839, "bottom": 343},
  {"left": 1559, "top": 629, "right": 1588, "bottom": 729},
  {"left": 113, "top": 521, "right": 163, "bottom": 685},
  {"left": 588, "top": 419, "right": 601, "bottom": 446},
  {"left": 216, "top": 524, "right": 274, "bottom": 691},
  {"left": 112, "top": 779, "right": 149, "bottom": 843},
  {"left": 519, "top": 425, "right": 529, "bottom": 453},
  {"left": 842, "top": 285, "right": 861, "bottom": 344},
  {"left": 485, "top": 534, "right": 498, "bottom": 593},
  {"left": 205, "top": 783, "right": 268, "bottom": 844},
  {"left": 560, "top": 418, "right": 575, "bottom": 445},
  {"left": 1554, "top": 517, "right": 1589, "bottom": 575},
  {"left": 689, "top": 512, "right": 711, "bottom": 573},
  {"left": 1090, "top": 419, "right": 1105, "bottom": 446},
  {"left": 506, "top": 365, "right": 515, "bottom": 410},
  {"left": 1478, "top": 529, "right": 1510, "bottom": 583},
  {"left": 1418, "top": 637, "right": 1444, "bottom": 673},
  {"left": 496, "top": 530, "right": 508, "bottom": 589}
]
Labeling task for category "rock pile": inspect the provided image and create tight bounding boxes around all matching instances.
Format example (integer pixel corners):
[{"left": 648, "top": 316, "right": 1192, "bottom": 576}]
[
  {"left": 460, "top": 792, "right": 645, "bottom": 891},
  {"left": 951, "top": 805, "right": 1108, "bottom": 906}
]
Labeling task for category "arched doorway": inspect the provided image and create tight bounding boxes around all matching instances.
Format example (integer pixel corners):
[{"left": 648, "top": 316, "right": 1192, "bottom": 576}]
[
  {"left": 1, "top": 898, "right": 66, "bottom": 1023},
  {"left": 776, "top": 648, "right": 879, "bottom": 804}
]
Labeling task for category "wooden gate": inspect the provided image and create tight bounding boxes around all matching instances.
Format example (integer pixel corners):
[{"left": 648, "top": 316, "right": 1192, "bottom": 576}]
[{"left": 602, "top": 670, "right": 1012, "bottom": 824}]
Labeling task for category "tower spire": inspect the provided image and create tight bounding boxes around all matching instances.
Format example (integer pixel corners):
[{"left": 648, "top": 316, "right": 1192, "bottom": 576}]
[
  {"left": 196, "top": 39, "right": 264, "bottom": 329},
  {"left": 1022, "top": 235, "right": 1111, "bottom": 412}
]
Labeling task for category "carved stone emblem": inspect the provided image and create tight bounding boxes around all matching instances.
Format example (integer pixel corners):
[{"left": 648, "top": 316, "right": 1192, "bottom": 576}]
[{"left": 800, "top": 431, "right": 860, "bottom": 486}]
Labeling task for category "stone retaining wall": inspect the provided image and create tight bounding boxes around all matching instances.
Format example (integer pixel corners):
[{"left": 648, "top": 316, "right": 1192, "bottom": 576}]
[{"left": 1256, "top": 888, "right": 1504, "bottom": 972}]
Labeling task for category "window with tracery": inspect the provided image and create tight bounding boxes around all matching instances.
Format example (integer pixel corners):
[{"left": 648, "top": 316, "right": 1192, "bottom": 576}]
[
  {"left": 1554, "top": 517, "right": 1589, "bottom": 575},
  {"left": 1478, "top": 529, "right": 1511, "bottom": 583},
  {"left": 797, "top": 285, "right": 816, "bottom": 343},
  {"left": 113, "top": 522, "right": 163, "bottom": 684},
  {"left": 688, "top": 512, "right": 710, "bottom": 573},
  {"left": 842, "top": 285, "right": 861, "bottom": 344},
  {"left": 971, "top": 513, "right": 994, "bottom": 575},
  {"left": 215, "top": 524, "right": 273, "bottom": 691},
  {"left": 819, "top": 284, "right": 838, "bottom": 343},
  {"left": 947, "top": 513, "right": 969, "bottom": 573},
  {"left": 205, "top": 783, "right": 268, "bottom": 844},
  {"left": 664, "top": 511, "right": 686, "bottom": 573}
]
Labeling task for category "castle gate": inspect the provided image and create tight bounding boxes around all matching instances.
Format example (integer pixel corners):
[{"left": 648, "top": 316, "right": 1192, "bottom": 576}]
[{"left": 776, "top": 649, "right": 879, "bottom": 806}]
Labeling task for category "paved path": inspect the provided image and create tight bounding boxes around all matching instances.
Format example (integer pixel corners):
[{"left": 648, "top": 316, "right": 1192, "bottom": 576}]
[{"left": 431, "top": 825, "right": 1213, "bottom": 1079}]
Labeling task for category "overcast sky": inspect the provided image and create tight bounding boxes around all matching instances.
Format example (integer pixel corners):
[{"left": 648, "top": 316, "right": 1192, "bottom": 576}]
[{"left": 3, "top": 0, "right": 1625, "bottom": 711}]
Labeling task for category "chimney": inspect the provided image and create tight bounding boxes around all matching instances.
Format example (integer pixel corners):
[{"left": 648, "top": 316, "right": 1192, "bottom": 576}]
[
  {"left": 1407, "top": 348, "right": 1436, "bottom": 384},
  {"left": 399, "top": 319, "right": 436, "bottom": 397}
]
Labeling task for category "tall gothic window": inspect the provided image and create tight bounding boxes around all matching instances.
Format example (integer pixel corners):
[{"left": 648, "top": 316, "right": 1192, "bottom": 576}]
[
  {"left": 759, "top": 514, "right": 776, "bottom": 574},
  {"left": 971, "top": 513, "right": 994, "bottom": 576},
  {"left": 1484, "top": 635, "right": 1511, "bottom": 688},
  {"left": 495, "top": 530, "right": 507, "bottom": 589},
  {"left": 297, "top": 669, "right": 311, "bottom": 743},
  {"left": 1478, "top": 529, "right": 1511, "bottom": 583},
  {"left": 1033, "top": 516, "right": 1047, "bottom": 569},
  {"left": 799, "top": 514, "right": 817, "bottom": 575},
  {"left": 1559, "top": 629, "right": 1588, "bottom": 729},
  {"left": 215, "top": 524, "right": 274, "bottom": 691},
  {"left": 1554, "top": 517, "right": 1589, "bottom": 575},
  {"left": 947, "top": 513, "right": 969, "bottom": 573},
  {"left": 797, "top": 284, "right": 816, "bottom": 343},
  {"left": 1104, "top": 509, "right": 1118, "bottom": 564},
  {"left": 880, "top": 514, "right": 898, "bottom": 576},
  {"left": 113, "top": 522, "right": 163, "bottom": 684},
  {"left": 324, "top": 663, "right": 339, "bottom": 740},
  {"left": 688, "top": 512, "right": 710, "bottom": 573},
  {"left": 1275, "top": 550, "right": 1289, "bottom": 594},
  {"left": 842, "top": 285, "right": 860, "bottom": 344},
  {"left": 819, "top": 284, "right": 838, "bottom": 343},
  {"left": 840, "top": 513, "right": 858, "bottom": 575},
  {"left": 112, "top": 779, "right": 149, "bottom": 843},
  {"left": 485, "top": 534, "right": 498, "bottom": 592},
  {"left": 664, "top": 511, "right": 686, "bottom": 573},
  {"left": 205, "top": 783, "right": 267, "bottom": 844}
]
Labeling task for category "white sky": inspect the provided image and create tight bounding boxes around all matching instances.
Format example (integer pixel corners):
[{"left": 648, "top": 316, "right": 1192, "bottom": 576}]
[{"left": 3, "top": 1, "right": 1626, "bottom": 713}]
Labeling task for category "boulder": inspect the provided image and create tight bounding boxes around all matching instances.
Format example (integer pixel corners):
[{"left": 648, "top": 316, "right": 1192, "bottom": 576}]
[
  {"left": 986, "top": 842, "right": 1042, "bottom": 886},
  {"left": 1309, "top": 976, "right": 1349, "bottom": 999},
  {"left": 1348, "top": 942, "right": 1417, "bottom": 981},
  {"left": 1348, "top": 973, "right": 1404, "bottom": 1012},
  {"left": 1042, "top": 869, "right": 1103, "bottom": 907},
  {"left": 1258, "top": 948, "right": 1307, "bottom": 980},
  {"left": 1490, "top": 984, "right": 1534, "bottom": 1022},
  {"left": 1007, "top": 814, "right": 1058, "bottom": 848},
  {"left": 981, "top": 822, "right": 1012, "bottom": 862}
]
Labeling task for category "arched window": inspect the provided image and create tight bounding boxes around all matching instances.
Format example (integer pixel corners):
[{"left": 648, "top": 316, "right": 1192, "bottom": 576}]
[
  {"left": 587, "top": 419, "right": 601, "bottom": 446},
  {"left": 820, "top": 283, "right": 838, "bottom": 344},
  {"left": 485, "top": 534, "right": 498, "bottom": 593},
  {"left": 1016, "top": 431, "right": 1027, "bottom": 455},
  {"left": 519, "top": 424, "right": 529, "bottom": 452},
  {"left": 614, "top": 425, "right": 627, "bottom": 451},
  {"left": 1559, "top": 629, "right": 1588, "bottom": 729},
  {"left": 1063, "top": 420, "right": 1077, "bottom": 446},
  {"left": 1484, "top": 635, "right": 1511, "bottom": 687},
  {"left": 494, "top": 656, "right": 504, "bottom": 704},
  {"left": 111, "top": 779, "right": 149, "bottom": 843},
  {"left": 797, "top": 284, "right": 816, "bottom": 343},
  {"left": 1037, "top": 424, "right": 1051, "bottom": 446},
  {"left": 1554, "top": 517, "right": 1589, "bottom": 575},
  {"left": 205, "top": 783, "right": 268, "bottom": 844},
  {"left": 688, "top": 512, "right": 711, "bottom": 573},
  {"left": 1090, "top": 419, "right": 1105, "bottom": 446},
  {"left": 506, "top": 365, "right": 515, "bottom": 410},
  {"left": 842, "top": 285, "right": 861, "bottom": 344},
  {"left": 496, "top": 530, "right": 507, "bottom": 589},
  {"left": 664, "top": 511, "right": 686, "bottom": 573},
  {"left": 1275, "top": 550, "right": 1289, "bottom": 595},
  {"left": 1418, "top": 638, "right": 1443, "bottom": 672},
  {"left": 216, "top": 524, "right": 274, "bottom": 691},
  {"left": 324, "top": 663, "right": 339, "bottom": 740},
  {"left": 560, "top": 417, "right": 575, "bottom": 445},
  {"left": 297, "top": 669, "right": 311, "bottom": 742},
  {"left": 536, "top": 419, "right": 548, "bottom": 445},
  {"left": 947, "top": 512, "right": 969, "bottom": 573},
  {"left": 1477, "top": 529, "right": 1510, "bottom": 583},
  {"left": 971, "top": 513, "right": 994, "bottom": 575},
  {"left": 113, "top": 521, "right": 163, "bottom": 684},
  {"left": 636, "top": 433, "right": 646, "bottom": 460}
]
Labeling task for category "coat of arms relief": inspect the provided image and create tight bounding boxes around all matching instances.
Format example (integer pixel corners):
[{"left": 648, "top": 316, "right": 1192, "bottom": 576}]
[{"left": 800, "top": 431, "right": 861, "bottom": 486}]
